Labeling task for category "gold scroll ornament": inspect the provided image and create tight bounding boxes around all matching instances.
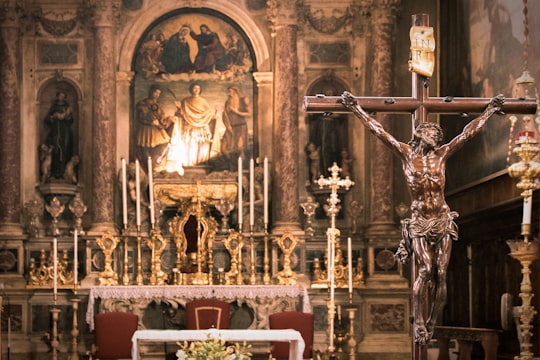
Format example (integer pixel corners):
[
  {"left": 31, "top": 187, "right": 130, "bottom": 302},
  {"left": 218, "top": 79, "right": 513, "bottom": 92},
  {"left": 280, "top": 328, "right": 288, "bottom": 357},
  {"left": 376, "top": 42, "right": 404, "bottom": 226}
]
[{"left": 408, "top": 25, "right": 435, "bottom": 78}]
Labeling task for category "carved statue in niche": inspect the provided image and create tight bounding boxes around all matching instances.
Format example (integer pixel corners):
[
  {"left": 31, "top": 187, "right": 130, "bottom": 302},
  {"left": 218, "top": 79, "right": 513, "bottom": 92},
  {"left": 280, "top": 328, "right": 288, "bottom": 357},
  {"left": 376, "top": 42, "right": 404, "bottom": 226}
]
[
  {"left": 307, "top": 77, "right": 348, "bottom": 179},
  {"left": 42, "top": 90, "right": 76, "bottom": 182}
]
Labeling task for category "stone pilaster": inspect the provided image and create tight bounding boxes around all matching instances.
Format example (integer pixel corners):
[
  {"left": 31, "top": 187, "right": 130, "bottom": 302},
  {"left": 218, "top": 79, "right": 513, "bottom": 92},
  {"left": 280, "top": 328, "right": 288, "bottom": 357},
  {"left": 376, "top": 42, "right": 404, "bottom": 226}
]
[
  {"left": 88, "top": 0, "right": 120, "bottom": 233},
  {"left": 267, "top": 1, "right": 301, "bottom": 233},
  {"left": 0, "top": 4, "right": 23, "bottom": 234},
  {"left": 365, "top": 0, "right": 402, "bottom": 236}
]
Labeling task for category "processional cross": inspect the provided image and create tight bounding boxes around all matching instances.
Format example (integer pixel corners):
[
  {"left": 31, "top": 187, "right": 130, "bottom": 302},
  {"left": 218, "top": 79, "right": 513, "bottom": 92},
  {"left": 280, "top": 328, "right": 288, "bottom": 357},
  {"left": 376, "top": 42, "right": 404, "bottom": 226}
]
[{"left": 303, "top": 13, "right": 537, "bottom": 360}]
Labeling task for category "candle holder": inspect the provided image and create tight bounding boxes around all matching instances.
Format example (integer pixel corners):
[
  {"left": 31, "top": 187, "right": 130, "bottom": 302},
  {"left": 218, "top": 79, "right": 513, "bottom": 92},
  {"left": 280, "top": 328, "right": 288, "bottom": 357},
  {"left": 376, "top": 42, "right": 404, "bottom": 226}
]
[
  {"left": 68, "top": 296, "right": 81, "bottom": 360},
  {"left": 249, "top": 226, "right": 257, "bottom": 285},
  {"left": 263, "top": 224, "right": 271, "bottom": 285},
  {"left": 346, "top": 306, "right": 358, "bottom": 360},
  {"left": 50, "top": 307, "right": 61, "bottom": 360},
  {"left": 122, "top": 225, "right": 130, "bottom": 285},
  {"left": 135, "top": 226, "right": 144, "bottom": 285}
]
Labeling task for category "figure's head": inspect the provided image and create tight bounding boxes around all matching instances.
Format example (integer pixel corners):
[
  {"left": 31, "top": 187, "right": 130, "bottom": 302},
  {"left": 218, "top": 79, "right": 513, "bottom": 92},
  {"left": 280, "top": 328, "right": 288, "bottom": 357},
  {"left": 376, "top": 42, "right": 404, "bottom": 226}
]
[
  {"left": 149, "top": 85, "right": 161, "bottom": 98},
  {"left": 409, "top": 122, "right": 444, "bottom": 148},
  {"left": 189, "top": 83, "right": 202, "bottom": 95}
]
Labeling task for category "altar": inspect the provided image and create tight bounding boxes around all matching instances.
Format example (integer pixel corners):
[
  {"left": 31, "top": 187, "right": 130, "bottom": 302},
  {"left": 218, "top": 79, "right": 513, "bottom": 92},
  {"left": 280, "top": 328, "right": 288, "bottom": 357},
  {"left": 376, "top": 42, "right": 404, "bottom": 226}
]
[{"left": 86, "top": 284, "right": 311, "bottom": 331}]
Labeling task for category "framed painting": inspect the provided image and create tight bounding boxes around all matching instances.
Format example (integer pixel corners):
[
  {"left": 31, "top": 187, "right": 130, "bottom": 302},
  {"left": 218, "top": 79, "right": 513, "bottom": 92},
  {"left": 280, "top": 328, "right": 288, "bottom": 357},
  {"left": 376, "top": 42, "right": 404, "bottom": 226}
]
[
  {"left": 446, "top": 0, "right": 540, "bottom": 191},
  {"left": 131, "top": 9, "right": 255, "bottom": 175}
]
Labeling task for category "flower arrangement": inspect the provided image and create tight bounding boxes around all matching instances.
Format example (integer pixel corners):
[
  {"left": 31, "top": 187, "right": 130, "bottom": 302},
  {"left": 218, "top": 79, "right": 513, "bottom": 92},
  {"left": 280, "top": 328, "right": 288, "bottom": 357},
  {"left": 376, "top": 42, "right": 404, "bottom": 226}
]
[{"left": 176, "top": 335, "right": 252, "bottom": 360}]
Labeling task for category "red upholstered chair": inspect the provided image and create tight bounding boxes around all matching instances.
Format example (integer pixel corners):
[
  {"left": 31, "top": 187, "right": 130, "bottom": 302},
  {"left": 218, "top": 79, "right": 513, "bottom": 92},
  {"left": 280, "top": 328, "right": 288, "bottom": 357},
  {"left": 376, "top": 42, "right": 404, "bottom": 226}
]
[
  {"left": 269, "top": 311, "right": 314, "bottom": 360},
  {"left": 185, "top": 299, "right": 230, "bottom": 329},
  {"left": 92, "top": 312, "right": 138, "bottom": 360}
]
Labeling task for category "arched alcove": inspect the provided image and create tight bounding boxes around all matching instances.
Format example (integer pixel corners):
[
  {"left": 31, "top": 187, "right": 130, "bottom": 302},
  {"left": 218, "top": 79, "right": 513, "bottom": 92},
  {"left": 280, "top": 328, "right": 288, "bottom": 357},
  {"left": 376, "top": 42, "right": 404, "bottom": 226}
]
[
  {"left": 37, "top": 80, "right": 80, "bottom": 185},
  {"left": 305, "top": 77, "right": 350, "bottom": 180}
]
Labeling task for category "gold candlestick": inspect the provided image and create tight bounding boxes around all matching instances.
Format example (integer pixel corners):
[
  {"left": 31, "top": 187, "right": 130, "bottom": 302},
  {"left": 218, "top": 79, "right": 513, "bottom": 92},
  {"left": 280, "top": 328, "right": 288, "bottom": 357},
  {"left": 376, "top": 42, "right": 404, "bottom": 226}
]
[
  {"left": 68, "top": 297, "right": 80, "bottom": 360},
  {"left": 122, "top": 225, "right": 130, "bottom": 285},
  {"left": 51, "top": 307, "right": 61, "bottom": 360},
  {"left": 346, "top": 307, "right": 358, "bottom": 360},
  {"left": 263, "top": 224, "right": 271, "bottom": 285},
  {"left": 136, "top": 226, "right": 143, "bottom": 285},
  {"left": 249, "top": 226, "right": 256, "bottom": 285}
]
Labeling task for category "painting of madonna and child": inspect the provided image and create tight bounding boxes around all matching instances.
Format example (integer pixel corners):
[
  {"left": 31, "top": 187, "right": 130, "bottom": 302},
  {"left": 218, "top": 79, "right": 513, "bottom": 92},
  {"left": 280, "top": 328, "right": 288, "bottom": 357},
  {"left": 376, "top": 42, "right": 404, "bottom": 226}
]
[{"left": 132, "top": 11, "right": 255, "bottom": 176}]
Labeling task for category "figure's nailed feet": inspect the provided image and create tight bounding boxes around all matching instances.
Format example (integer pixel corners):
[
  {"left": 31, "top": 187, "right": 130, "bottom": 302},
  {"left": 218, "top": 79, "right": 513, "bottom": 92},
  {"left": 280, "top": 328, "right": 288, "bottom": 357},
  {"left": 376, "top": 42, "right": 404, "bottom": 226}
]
[{"left": 414, "top": 325, "right": 432, "bottom": 346}]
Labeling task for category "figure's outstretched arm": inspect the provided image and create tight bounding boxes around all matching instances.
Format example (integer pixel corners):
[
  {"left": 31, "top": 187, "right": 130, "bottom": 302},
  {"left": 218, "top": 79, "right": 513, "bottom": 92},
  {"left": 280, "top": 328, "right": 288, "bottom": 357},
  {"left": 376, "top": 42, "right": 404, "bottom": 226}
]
[
  {"left": 340, "top": 91, "right": 405, "bottom": 155},
  {"left": 444, "top": 94, "right": 505, "bottom": 156}
]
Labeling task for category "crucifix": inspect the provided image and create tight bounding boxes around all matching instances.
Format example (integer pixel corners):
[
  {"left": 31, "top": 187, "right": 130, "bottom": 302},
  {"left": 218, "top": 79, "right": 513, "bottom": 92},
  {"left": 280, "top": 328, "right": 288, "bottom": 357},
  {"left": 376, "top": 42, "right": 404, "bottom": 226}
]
[{"left": 303, "top": 13, "right": 537, "bottom": 360}]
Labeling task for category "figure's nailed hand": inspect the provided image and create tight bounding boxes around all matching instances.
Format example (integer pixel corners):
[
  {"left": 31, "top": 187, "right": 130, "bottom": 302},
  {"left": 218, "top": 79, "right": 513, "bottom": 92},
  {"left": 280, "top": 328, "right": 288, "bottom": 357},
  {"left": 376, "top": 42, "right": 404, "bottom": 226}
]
[
  {"left": 339, "top": 91, "right": 357, "bottom": 108},
  {"left": 491, "top": 94, "right": 505, "bottom": 114}
]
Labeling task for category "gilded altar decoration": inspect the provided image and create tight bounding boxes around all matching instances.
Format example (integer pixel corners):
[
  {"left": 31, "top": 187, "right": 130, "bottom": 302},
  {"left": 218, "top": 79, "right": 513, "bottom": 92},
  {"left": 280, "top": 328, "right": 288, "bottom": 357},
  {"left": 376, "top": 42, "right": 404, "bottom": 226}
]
[
  {"left": 96, "top": 231, "right": 121, "bottom": 286},
  {"left": 223, "top": 232, "right": 244, "bottom": 285},
  {"left": 27, "top": 248, "right": 75, "bottom": 288},
  {"left": 408, "top": 25, "right": 435, "bottom": 77},
  {"left": 145, "top": 229, "right": 169, "bottom": 285},
  {"left": 275, "top": 232, "right": 298, "bottom": 285},
  {"left": 168, "top": 197, "right": 218, "bottom": 285}
]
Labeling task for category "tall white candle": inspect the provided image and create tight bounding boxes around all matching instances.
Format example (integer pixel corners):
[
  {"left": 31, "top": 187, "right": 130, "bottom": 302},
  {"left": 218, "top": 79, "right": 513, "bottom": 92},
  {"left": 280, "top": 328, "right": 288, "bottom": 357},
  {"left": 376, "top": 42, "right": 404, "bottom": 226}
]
[
  {"left": 263, "top": 157, "right": 268, "bottom": 224},
  {"left": 121, "top": 158, "right": 128, "bottom": 226},
  {"left": 238, "top": 157, "right": 243, "bottom": 226},
  {"left": 74, "top": 230, "right": 78, "bottom": 286},
  {"left": 523, "top": 196, "right": 532, "bottom": 225},
  {"left": 347, "top": 237, "right": 353, "bottom": 294},
  {"left": 249, "top": 158, "right": 255, "bottom": 227},
  {"left": 53, "top": 238, "right": 57, "bottom": 296},
  {"left": 148, "top": 156, "right": 155, "bottom": 225},
  {"left": 135, "top": 159, "right": 141, "bottom": 227}
]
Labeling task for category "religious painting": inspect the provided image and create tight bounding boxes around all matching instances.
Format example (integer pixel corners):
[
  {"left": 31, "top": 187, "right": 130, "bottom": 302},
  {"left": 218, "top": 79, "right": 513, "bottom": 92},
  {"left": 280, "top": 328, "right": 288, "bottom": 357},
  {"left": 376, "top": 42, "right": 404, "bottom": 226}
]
[
  {"left": 131, "top": 9, "right": 255, "bottom": 175},
  {"left": 446, "top": 0, "right": 540, "bottom": 190}
]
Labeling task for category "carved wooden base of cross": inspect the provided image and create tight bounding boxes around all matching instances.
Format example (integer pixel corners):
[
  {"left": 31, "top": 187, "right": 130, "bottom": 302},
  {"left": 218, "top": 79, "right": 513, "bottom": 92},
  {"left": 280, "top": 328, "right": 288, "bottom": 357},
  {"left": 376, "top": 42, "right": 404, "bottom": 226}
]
[{"left": 304, "top": 13, "right": 536, "bottom": 360}]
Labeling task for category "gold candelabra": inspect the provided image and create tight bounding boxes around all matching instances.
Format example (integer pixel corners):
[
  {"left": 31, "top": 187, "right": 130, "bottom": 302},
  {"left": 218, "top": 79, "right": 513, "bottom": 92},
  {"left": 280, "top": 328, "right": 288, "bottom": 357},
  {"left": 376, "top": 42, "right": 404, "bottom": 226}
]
[{"left": 506, "top": 22, "right": 540, "bottom": 356}]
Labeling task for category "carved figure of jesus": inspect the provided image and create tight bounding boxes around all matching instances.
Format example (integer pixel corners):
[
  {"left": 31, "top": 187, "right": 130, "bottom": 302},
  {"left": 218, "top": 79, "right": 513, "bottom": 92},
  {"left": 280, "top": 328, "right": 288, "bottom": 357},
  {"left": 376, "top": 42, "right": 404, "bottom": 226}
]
[{"left": 340, "top": 91, "right": 505, "bottom": 345}]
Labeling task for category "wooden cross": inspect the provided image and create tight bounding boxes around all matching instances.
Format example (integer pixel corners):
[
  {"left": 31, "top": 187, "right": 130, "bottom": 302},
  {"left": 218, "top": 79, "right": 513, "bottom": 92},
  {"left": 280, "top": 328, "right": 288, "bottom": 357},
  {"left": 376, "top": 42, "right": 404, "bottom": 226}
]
[{"left": 303, "top": 13, "right": 537, "bottom": 360}]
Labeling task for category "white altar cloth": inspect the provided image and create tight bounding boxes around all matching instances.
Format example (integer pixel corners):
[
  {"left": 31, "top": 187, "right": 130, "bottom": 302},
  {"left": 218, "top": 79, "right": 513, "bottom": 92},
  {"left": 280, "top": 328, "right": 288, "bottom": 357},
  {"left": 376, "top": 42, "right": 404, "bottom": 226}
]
[
  {"left": 132, "top": 329, "right": 305, "bottom": 360},
  {"left": 86, "top": 284, "right": 311, "bottom": 330}
]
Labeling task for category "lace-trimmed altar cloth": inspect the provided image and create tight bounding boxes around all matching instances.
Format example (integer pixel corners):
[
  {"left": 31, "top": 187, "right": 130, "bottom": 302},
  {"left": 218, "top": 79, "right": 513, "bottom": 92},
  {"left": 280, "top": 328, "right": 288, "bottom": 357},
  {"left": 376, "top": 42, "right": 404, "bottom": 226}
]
[
  {"left": 86, "top": 284, "right": 311, "bottom": 330},
  {"left": 132, "top": 328, "right": 305, "bottom": 360}
]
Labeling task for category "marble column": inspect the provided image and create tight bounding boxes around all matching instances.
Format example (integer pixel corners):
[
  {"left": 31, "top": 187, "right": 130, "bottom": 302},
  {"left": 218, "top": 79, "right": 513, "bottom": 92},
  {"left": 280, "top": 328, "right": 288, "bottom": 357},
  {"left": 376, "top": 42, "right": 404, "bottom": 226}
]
[
  {"left": 365, "top": 1, "right": 402, "bottom": 237},
  {"left": 269, "top": 3, "right": 302, "bottom": 232},
  {"left": 0, "top": 5, "right": 23, "bottom": 234},
  {"left": 89, "top": 1, "right": 119, "bottom": 233}
]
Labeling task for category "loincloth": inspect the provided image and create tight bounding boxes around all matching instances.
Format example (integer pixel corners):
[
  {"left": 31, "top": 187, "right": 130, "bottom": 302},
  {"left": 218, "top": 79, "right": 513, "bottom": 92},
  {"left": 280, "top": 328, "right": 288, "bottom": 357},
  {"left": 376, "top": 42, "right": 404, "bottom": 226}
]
[{"left": 395, "top": 211, "right": 459, "bottom": 263}]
